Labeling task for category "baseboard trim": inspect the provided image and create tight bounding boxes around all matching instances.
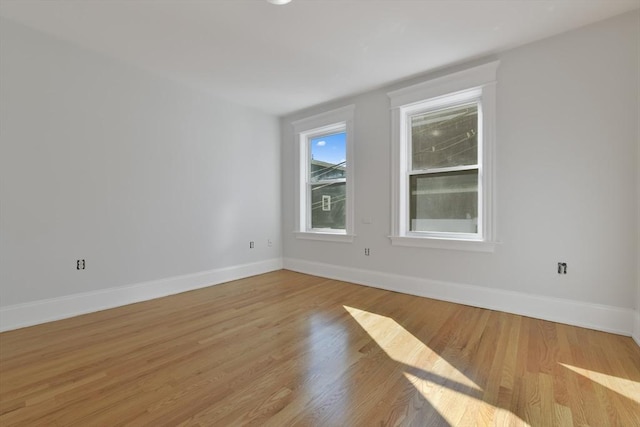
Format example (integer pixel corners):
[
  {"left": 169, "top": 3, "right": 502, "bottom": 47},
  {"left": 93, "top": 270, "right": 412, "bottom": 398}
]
[
  {"left": 3, "top": 257, "right": 635, "bottom": 342},
  {"left": 283, "top": 258, "right": 635, "bottom": 337},
  {"left": 633, "top": 311, "right": 640, "bottom": 347},
  {"left": 0, "top": 258, "right": 283, "bottom": 332}
]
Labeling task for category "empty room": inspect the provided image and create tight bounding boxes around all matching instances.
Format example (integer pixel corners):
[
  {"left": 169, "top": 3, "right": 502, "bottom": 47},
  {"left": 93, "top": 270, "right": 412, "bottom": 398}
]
[{"left": 1, "top": 0, "right": 639, "bottom": 425}]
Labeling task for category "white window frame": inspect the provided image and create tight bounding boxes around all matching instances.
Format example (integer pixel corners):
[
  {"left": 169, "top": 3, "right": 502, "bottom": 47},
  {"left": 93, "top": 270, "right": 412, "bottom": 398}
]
[
  {"left": 388, "top": 61, "right": 499, "bottom": 252},
  {"left": 293, "top": 105, "right": 355, "bottom": 243}
]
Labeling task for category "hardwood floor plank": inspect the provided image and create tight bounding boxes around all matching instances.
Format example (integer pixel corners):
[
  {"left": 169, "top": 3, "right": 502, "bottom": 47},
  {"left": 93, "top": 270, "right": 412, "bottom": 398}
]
[{"left": 1, "top": 270, "right": 638, "bottom": 426}]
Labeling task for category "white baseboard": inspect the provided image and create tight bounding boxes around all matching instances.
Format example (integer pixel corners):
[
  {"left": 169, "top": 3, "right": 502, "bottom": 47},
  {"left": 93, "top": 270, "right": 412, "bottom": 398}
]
[
  {"left": 633, "top": 311, "right": 640, "bottom": 347},
  {"left": 0, "top": 258, "right": 283, "bottom": 332},
  {"left": 283, "top": 258, "right": 635, "bottom": 337},
  {"left": 3, "top": 256, "right": 636, "bottom": 343}
]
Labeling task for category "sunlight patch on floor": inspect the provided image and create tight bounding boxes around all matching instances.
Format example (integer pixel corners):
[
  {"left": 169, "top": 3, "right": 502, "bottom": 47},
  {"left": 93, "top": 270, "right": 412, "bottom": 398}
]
[
  {"left": 343, "top": 306, "right": 480, "bottom": 390},
  {"left": 560, "top": 363, "right": 640, "bottom": 403},
  {"left": 344, "top": 305, "right": 529, "bottom": 426}
]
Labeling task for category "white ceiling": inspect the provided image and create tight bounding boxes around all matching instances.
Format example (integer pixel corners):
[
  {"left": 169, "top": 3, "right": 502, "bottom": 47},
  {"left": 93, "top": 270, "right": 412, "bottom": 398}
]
[{"left": 1, "top": 0, "right": 638, "bottom": 115}]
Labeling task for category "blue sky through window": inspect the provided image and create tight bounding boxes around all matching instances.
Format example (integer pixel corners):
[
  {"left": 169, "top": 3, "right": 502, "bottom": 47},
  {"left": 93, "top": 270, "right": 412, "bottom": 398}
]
[{"left": 311, "top": 132, "right": 346, "bottom": 166}]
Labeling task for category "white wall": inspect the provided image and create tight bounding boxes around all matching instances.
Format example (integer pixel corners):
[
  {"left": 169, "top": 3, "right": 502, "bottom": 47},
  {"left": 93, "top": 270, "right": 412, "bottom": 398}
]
[
  {"left": 636, "top": 10, "right": 640, "bottom": 346},
  {"left": 282, "top": 11, "right": 639, "bottom": 334},
  {"left": 0, "top": 19, "right": 281, "bottom": 315},
  {"left": 1, "top": 12, "right": 637, "bottom": 337}
]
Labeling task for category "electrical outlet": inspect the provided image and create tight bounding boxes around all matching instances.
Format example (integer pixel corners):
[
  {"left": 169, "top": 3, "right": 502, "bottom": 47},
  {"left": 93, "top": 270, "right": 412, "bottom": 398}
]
[
  {"left": 250, "top": 241, "right": 254, "bottom": 249},
  {"left": 76, "top": 259, "right": 86, "bottom": 270},
  {"left": 364, "top": 248, "right": 370, "bottom": 256},
  {"left": 557, "top": 262, "right": 567, "bottom": 274},
  {"left": 267, "top": 239, "right": 273, "bottom": 247}
]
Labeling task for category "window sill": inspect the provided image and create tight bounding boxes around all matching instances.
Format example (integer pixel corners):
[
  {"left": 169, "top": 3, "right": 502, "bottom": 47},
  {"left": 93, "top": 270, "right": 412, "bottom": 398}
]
[
  {"left": 295, "top": 232, "right": 355, "bottom": 243},
  {"left": 389, "top": 235, "right": 497, "bottom": 252}
]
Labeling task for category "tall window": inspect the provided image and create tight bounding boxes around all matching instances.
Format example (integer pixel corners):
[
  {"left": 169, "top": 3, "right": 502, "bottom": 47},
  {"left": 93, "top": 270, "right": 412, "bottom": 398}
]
[
  {"left": 293, "top": 106, "right": 354, "bottom": 242},
  {"left": 308, "top": 129, "right": 346, "bottom": 230},
  {"left": 389, "top": 62, "right": 498, "bottom": 251}
]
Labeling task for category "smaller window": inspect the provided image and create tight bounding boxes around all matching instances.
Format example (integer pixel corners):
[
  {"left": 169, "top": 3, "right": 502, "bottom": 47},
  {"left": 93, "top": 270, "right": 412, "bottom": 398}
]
[
  {"left": 308, "top": 129, "right": 346, "bottom": 231},
  {"left": 293, "top": 105, "right": 354, "bottom": 242}
]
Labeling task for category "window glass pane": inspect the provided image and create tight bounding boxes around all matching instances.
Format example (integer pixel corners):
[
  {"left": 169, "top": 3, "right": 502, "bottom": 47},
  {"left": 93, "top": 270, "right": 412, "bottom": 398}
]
[
  {"left": 310, "top": 132, "right": 346, "bottom": 183},
  {"left": 411, "top": 103, "right": 477, "bottom": 170},
  {"left": 410, "top": 170, "right": 478, "bottom": 233},
  {"left": 311, "top": 182, "right": 345, "bottom": 230}
]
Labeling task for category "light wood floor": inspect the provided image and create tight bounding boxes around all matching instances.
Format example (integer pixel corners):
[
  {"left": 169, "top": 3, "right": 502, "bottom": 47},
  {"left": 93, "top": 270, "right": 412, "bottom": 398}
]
[{"left": 1, "top": 270, "right": 639, "bottom": 426}]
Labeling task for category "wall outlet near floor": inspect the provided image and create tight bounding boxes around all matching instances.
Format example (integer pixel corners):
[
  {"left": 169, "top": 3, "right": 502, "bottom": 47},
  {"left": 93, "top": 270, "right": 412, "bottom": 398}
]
[
  {"left": 76, "top": 259, "right": 86, "bottom": 270},
  {"left": 364, "top": 248, "right": 370, "bottom": 256},
  {"left": 249, "top": 241, "right": 254, "bottom": 249},
  {"left": 557, "top": 262, "right": 567, "bottom": 274}
]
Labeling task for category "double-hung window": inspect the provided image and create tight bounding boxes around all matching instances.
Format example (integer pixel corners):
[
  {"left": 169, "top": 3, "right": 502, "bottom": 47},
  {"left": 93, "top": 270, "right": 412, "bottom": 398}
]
[
  {"left": 293, "top": 105, "right": 354, "bottom": 242},
  {"left": 389, "top": 62, "right": 498, "bottom": 251}
]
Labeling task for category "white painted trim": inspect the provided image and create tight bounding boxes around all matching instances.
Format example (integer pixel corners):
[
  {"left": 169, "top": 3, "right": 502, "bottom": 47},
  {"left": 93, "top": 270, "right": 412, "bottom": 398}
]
[
  {"left": 389, "top": 235, "right": 497, "bottom": 252},
  {"left": 283, "top": 258, "right": 634, "bottom": 337},
  {"left": 388, "top": 63, "right": 498, "bottom": 249},
  {"left": 292, "top": 104, "right": 355, "bottom": 131},
  {"left": 633, "top": 310, "right": 640, "bottom": 347},
  {"left": 387, "top": 61, "right": 500, "bottom": 109},
  {"left": 0, "top": 258, "right": 283, "bottom": 332},
  {"left": 295, "top": 232, "right": 355, "bottom": 243},
  {"left": 293, "top": 104, "right": 355, "bottom": 238}
]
